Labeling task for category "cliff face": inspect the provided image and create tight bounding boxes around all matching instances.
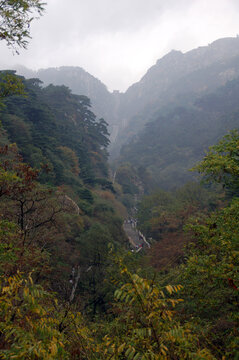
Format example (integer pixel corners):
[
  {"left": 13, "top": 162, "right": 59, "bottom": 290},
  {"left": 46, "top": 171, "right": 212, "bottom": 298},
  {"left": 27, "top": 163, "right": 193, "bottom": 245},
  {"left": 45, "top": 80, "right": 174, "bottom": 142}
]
[
  {"left": 16, "top": 37, "right": 239, "bottom": 154},
  {"left": 118, "top": 77, "right": 239, "bottom": 190},
  {"left": 17, "top": 66, "right": 113, "bottom": 117},
  {"left": 121, "top": 37, "right": 239, "bottom": 118},
  {"left": 110, "top": 37, "right": 239, "bottom": 154},
  {"left": 39, "top": 67, "right": 113, "bottom": 118},
  {"left": 126, "top": 37, "right": 239, "bottom": 99}
]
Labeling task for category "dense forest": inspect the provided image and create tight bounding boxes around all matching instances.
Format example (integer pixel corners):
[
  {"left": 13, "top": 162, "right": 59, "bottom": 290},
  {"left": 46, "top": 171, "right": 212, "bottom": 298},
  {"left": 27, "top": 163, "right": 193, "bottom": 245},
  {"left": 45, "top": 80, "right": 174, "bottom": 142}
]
[
  {"left": 117, "top": 77, "right": 239, "bottom": 189},
  {"left": 0, "top": 1, "right": 239, "bottom": 359}
]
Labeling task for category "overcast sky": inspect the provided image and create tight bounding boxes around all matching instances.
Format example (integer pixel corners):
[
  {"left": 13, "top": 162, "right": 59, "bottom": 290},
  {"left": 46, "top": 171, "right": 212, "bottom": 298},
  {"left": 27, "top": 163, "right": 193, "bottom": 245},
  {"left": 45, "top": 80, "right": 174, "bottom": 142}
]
[{"left": 1, "top": 0, "right": 239, "bottom": 91}]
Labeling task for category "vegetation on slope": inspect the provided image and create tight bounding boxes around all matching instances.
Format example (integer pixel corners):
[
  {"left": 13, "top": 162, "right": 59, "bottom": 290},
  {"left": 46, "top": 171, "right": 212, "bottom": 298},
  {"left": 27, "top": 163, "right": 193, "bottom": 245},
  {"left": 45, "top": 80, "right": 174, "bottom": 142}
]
[
  {"left": 0, "top": 3, "right": 238, "bottom": 357},
  {"left": 117, "top": 78, "right": 239, "bottom": 190},
  {"left": 1, "top": 87, "right": 239, "bottom": 357}
]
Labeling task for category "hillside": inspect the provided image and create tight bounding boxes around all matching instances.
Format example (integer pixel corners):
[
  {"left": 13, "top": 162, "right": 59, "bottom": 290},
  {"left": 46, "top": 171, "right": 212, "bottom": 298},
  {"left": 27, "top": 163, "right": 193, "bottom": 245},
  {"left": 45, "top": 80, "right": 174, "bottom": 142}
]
[
  {"left": 0, "top": 70, "right": 127, "bottom": 312},
  {"left": 117, "top": 78, "right": 239, "bottom": 190},
  {"left": 15, "top": 65, "right": 121, "bottom": 141},
  {"left": 1, "top": 33, "right": 239, "bottom": 358},
  {"left": 16, "top": 37, "right": 239, "bottom": 158},
  {"left": 14, "top": 37, "right": 239, "bottom": 191},
  {"left": 112, "top": 37, "right": 239, "bottom": 154}
]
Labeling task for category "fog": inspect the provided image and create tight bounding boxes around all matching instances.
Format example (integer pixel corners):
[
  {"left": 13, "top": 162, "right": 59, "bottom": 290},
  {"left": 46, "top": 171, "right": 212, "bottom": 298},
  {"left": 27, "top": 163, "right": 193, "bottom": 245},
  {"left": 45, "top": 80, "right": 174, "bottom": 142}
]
[{"left": 0, "top": 0, "right": 239, "bottom": 91}]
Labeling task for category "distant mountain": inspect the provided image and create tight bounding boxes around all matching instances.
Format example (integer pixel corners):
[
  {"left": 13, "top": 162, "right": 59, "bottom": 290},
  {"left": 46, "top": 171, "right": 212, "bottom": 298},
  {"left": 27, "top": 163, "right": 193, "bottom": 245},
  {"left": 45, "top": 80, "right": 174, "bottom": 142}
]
[
  {"left": 112, "top": 37, "right": 239, "bottom": 154},
  {"left": 15, "top": 37, "right": 239, "bottom": 164},
  {"left": 117, "top": 77, "right": 239, "bottom": 189},
  {"left": 0, "top": 75, "right": 110, "bottom": 186},
  {"left": 15, "top": 65, "right": 121, "bottom": 140}
]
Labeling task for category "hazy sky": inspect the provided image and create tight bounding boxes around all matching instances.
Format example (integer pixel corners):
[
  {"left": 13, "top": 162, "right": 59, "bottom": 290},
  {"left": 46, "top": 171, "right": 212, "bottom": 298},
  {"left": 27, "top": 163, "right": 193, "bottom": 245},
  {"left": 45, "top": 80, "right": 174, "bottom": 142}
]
[{"left": 1, "top": 0, "right": 239, "bottom": 91}]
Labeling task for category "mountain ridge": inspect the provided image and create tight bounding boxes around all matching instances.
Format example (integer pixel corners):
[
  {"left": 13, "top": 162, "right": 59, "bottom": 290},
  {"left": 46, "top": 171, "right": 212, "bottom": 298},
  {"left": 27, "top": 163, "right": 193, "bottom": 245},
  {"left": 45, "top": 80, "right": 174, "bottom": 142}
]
[{"left": 14, "top": 36, "right": 239, "bottom": 154}]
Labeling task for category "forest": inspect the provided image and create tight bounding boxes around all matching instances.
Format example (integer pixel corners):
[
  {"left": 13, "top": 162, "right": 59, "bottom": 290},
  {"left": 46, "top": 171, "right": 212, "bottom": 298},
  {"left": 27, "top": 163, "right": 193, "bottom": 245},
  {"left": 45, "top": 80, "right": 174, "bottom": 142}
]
[{"left": 0, "top": 1, "right": 239, "bottom": 359}]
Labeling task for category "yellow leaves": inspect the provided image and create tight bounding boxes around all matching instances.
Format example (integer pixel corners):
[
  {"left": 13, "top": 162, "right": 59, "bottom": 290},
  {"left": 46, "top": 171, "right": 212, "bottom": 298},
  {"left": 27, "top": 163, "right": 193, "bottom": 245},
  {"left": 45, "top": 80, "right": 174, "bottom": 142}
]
[
  {"left": 50, "top": 338, "right": 58, "bottom": 356},
  {"left": 23, "top": 287, "right": 29, "bottom": 298},
  {"left": 107, "top": 263, "right": 189, "bottom": 359},
  {"left": 0, "top": 273, "right": 67, "bottom": 359},
  {"left": 133, "top": 352, "right": 141, "bottom": 360},
  {"left": 105, "top": 340, "right": 111, "bottom": 347},
  {"left": 160, "top": 343, "right": 168, "bottom": 356},
  {"left": 167, "top": 326, "right": 185, "bottom": 342},
  {"left": 120, "top": 266, "right": 128, "bottom": 274},
  {"left": 125, "top": 346, "right": 136, "bottom": 359},
  {"left": 166, "top": 284, "right": 183, "bottom": 295},
  {"left": 118, "top": 342, "right": 126, "bottom": 353},
  {"left": 166, "top": 285, "right": 174, "bottom": 295}
]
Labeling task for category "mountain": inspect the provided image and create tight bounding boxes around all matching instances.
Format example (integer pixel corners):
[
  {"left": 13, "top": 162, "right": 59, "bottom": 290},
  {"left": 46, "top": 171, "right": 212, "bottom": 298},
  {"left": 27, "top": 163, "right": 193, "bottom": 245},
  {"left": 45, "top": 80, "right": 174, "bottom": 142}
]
[
  {"left": 0, "top": 71, "right": 128, "bottom": 319},
  {"left": 15, "top": 37, "right": 239, "bottom": 165},
  {"left": 0, "top": 73, "right": 110, "bottom": 187},
  {"left": 117, "top": 77, "right": 239, "bottom": 190},
  {"left": 15, "top": 65, "right": 121, "bottom": 140},
  {"left": 112, "top": 37, "right": 239, "bottom": 154}
]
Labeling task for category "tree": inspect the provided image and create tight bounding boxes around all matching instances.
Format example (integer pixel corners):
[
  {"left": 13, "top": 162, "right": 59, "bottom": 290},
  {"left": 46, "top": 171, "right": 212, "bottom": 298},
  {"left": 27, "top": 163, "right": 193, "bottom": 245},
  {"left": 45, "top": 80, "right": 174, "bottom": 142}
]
[
  {"left": 0, "top": 272, "right": 68, "bottom": 359},
  {"left": 192, "top": 130, "right": 239, "bottom": 194},
  {"left": 0, "top": 145, "right": 83, "bottom": 289},
  {"left": 0, "top": 71, "right": 25, "bottom": 99},
  {"left": 178, "top": 198, "right": 239, "bottom": 359},
  {"left": 97, "top": 260, "right": 214, "bottom": 360},
  {"left": 0, "top": 0, "right": 45, "bottom": 51},
  {"left": 0, "top": 0, "right": 45, "bottom": 105}
]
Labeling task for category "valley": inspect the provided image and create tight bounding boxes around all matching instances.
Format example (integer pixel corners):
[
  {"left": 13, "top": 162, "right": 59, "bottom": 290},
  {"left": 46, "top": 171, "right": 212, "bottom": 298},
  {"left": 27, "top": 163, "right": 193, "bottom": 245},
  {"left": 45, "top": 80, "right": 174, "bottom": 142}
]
[{"left": 1, "top": 34, "right": 239, "bottom": 359}]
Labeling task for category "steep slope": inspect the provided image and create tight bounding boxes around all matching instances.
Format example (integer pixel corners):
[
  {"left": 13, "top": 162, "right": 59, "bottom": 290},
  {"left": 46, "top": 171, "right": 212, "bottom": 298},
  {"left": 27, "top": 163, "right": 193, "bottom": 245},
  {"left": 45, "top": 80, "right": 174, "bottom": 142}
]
[
  {"left": 117, "top": 78, "right": 239, "bottom": 190},
  {"left": 0, "top": 71, "right": 128, "bottom": 316},
  {"left": 1, "top": 73, "right": 110, "bottom": 186},
  {"left": 15, "top": 37, "right": 239, "bottom": 159},
  {"left": 113, "top": 37, "right": 239, "bottom": 154},
  {"left": 15, "top": 65, "right": 120, "bottom": 135}
]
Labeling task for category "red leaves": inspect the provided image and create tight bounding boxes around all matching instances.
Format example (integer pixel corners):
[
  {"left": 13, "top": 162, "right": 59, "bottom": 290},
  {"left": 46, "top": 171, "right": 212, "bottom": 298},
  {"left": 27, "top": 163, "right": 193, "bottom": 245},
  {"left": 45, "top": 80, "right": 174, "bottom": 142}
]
[
  {"left": 228, "top": 278, "right": 238, "bottom": 291},
  {"left": 0, "top": 145, "right": 39, "bottom": 197}
]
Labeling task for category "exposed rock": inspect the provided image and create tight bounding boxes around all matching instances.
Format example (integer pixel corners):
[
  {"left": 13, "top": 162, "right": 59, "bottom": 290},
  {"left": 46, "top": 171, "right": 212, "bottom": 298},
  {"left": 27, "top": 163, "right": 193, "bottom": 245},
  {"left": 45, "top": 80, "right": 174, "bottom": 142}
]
[{"left": 15, "top": 37, "right": 239, "bottom": 156}]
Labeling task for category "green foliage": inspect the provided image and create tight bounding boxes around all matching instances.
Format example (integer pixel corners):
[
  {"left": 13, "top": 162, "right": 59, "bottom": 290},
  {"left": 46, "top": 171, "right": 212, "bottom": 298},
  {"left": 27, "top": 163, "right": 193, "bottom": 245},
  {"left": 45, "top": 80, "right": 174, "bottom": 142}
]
[
  {"left": 192, "top": 129, "right": 239, "bottom": 194},
  {"left": 4, "top": 35, "right": 239, "bottom": 359},
  {"left": 146, "top": 132, "right": 239, "bottom": 358},
  {"left": 137, "top": 183, "right": 220, "bottom": 241},
  {"left": 0, "top": 272, "right": 68, "bottom": 359},
  {"left": 1, "top": 77, "right": 110, "bottom": 187},
  {"left": 0, "top": 220, "right": 19, "bottom": 275},
  {"left": 0, "top": 71, "right": 26, "bottom": 111},
  {"left": 0, "top": 273, "right": 98, "bottom": 359},
  {"left": 183, "top": 197, "right": 239, "bottom": 310},
  {"left": 0, "top": 0, "right": 45, "bottom": 51},
  {"left": 96, "top": 261, "right": 214, "bottom": 359},
  {"left": 132, "top": 130, "right": 239, "bottom": 356},
  {"left": 174, "top": 198, "right": 239, "bottom": 358},
  {"left": 117, "top": 78, "right": 239, "bottom": 191},
  {"left": 0, "top": 98, "right": 127, "bottom": 316},
  {"left": 115, "top": 163, "right": 140, "bottom": 195},
  {"left": 0, "top": 71, "right": 25, "bottom": 98}
]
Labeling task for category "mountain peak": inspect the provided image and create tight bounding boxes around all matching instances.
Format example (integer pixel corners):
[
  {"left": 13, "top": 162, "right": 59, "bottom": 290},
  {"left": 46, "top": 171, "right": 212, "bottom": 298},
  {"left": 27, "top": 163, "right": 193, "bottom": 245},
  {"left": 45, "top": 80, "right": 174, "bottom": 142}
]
[
  {"left": 210, "top": 36, "right": 239, "bottom": 47},
  {"left": 157, "top": 49, "right": 183, "bottom": 63}
]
